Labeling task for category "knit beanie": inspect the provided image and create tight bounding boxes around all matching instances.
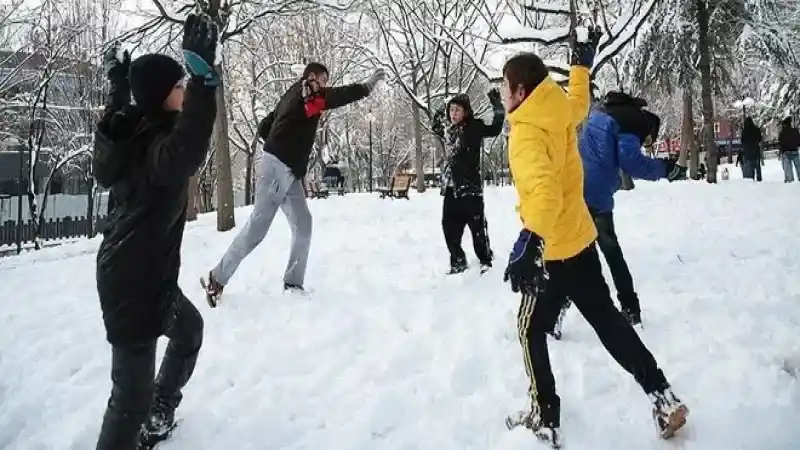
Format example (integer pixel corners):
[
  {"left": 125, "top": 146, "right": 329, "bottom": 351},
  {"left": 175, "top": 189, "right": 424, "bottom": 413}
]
[{"left": 129, "top": 54, "right": 185, "bottom": 114}]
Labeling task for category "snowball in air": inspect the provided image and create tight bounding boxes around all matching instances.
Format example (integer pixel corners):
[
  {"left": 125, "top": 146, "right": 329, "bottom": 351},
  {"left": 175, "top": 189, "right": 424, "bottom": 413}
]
[{"left": 575, "top": 27, "right": 589, "bottom": 43}]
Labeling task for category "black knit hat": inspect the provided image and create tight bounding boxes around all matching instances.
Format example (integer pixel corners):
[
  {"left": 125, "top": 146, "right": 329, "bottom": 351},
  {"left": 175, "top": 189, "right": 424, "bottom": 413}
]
[{"left": 129, "top": 54, "right": 185, "bottom": 114}]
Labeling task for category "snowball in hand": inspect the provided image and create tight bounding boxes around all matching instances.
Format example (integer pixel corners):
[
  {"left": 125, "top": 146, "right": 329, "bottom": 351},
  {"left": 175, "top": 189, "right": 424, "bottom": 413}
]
[{"left": 575, "top": 27, "right": 589, "bottom": 43}]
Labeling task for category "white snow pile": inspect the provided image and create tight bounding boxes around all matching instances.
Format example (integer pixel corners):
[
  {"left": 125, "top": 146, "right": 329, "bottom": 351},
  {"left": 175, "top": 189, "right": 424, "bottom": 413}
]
[{"left": 1, "top": 160, "right": 799, "bottom": 449}]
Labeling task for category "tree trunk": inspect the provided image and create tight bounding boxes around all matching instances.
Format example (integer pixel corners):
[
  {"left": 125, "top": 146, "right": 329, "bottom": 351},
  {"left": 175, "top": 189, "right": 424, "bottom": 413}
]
[
  {"left": 411, "top": 71, "right": 425, "bottom": 192},
  {"left": 186, "top": 174, "right": 199, "bottom": 221},
  {"left": 679, "top": 88, "right": 698, "bottom": 177},
  {"left": 696, "top": 0, "right": 718, "bottom": 184},
  {"left": 245, "top": 150, "right": 254, "bottom": 205},
  {"left": 213, "top": 66, "right": 236, "bottom": 231}
]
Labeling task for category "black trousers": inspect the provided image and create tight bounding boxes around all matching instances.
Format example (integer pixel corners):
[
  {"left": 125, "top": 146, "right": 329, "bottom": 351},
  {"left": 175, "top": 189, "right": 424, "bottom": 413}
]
[
  {"left": 96, "top": 294, "right": 204, "bottom": 450},
  {"left": 516, "top": 245, "right": 668, "bottom": 428},
  {"left": 442, "top": 188, "right": 492, "bottom": 265},
  {"left": 591, "top": 210, "right": 640, "bottom": 314}
]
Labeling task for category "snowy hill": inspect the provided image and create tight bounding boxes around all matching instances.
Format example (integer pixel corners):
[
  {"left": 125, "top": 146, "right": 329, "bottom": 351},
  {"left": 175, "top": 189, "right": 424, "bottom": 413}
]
[{"left": 2, "top": 161, "right": 800, "bottom": 450}]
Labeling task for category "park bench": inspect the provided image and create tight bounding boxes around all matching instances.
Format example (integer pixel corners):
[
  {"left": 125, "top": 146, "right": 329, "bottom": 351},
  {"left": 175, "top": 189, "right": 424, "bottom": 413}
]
[{"left": 378, "top": 174, "right": 412, "bottom": 200}]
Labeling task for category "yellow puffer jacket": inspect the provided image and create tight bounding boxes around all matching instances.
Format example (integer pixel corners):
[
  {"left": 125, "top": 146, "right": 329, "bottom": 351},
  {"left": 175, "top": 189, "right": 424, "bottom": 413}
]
[{"left": 507, "top": 66, "right": 597, "bottom": 261}]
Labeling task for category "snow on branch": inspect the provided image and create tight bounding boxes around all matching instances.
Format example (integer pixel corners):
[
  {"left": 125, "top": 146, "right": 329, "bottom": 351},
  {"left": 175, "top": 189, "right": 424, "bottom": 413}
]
[
  {"left": 522, "top": 1, "right": 570, "bottom": 14},
  {"left": 497, "top": 22, "right": 571, "bottom": 45}
]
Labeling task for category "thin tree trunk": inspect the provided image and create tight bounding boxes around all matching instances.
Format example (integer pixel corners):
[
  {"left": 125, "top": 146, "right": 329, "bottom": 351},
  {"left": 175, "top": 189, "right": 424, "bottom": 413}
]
[
  {"left": 213, "top": 66, "right": 236, "bottom": 230},
  {"left": 696, "top": 0, "right": 718, "bottom": 183},
  {"left": 679, "top": 88, "right": 697, "bottom": 177},
  {"left": 245, "top": 149, "right": 254, "bottom": 205},
  {"left": 186, "top": 174, "right": 199, "bottom": 221},
  {"left": 411, "top": 69, "right": 425, "bottom": 192}
]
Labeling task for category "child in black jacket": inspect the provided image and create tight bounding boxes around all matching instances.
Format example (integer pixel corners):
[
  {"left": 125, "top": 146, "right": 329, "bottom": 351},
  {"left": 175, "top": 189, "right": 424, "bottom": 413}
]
[
  {"left": 432, "top": 90, "right": 504, "bottom": 274},
  {"left": 93, "top": 14, "right": 219, "bottom": 450}
]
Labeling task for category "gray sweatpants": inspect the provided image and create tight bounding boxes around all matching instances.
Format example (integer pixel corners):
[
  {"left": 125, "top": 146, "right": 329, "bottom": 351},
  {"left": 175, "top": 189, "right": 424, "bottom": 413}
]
[{"left": 211, "top": 153, "right": 312, "bottom": 287}]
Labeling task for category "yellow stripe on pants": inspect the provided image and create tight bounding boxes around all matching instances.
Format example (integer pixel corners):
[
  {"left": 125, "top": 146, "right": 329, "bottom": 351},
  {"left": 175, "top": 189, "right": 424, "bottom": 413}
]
[{"left": 517, "top": 292, "right": 538, "bottom": 400}]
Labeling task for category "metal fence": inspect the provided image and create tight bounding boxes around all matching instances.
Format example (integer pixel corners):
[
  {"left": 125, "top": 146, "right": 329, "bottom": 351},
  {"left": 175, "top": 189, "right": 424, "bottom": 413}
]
[{"left": 0, "top": 191, "right": 109, "bottom": 250}]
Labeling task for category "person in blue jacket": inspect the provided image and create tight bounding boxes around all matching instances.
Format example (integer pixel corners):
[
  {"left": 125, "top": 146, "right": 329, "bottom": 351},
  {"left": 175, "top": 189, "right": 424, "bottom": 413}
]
[{"left": 573, "top": 92, "right": 686, "bottom": 326}]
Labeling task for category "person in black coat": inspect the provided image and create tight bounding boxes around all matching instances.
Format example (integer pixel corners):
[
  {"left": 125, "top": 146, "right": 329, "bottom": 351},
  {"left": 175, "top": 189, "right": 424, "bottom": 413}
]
[
  {"left": 431, "top": 89, "right": 504, "bottom": 274},
  {"left": 92, "top": 14, "right": 219, "bottom": 450},
  {"left": 779, "top": 117, "right": 800, "bottom": 182},
  {"left": 741, "top": 117, "right": 763, "bottom": 181}
]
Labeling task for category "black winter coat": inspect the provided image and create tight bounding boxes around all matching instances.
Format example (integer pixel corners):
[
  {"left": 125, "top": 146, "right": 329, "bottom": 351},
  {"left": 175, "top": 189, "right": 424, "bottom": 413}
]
[
  {"left": 432, "top": 94, "right": 504, "bottom": 197},
  {"left": 93, "top": 79, "right": 217, "bottom": 345},
  {"left": 779, "top": 125, "right": 800, "bottom": 153},
  {"left": 258, "top": 80, "right": 370, "bottom": 179},
  {"left": 741, "top": 120, "right": 763, "bottom": 162}
]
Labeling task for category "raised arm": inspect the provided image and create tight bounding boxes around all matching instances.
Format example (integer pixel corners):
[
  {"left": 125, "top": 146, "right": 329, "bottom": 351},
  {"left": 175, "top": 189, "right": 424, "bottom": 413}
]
[
  {"left": 147, "top": 79, "right": 218, "bottom": 185},
  {"left": 474, "top": 89, "right": 505, "bottom": 138},
  {"left": 322, "top": 84, "right": 371, "bottom": 110},
  {"left": 567, "top": 66, "right": 591, "bottom": 126}
]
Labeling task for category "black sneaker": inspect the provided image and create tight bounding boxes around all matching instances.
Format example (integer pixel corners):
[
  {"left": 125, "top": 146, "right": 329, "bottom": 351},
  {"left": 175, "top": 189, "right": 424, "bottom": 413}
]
[
  {"left": 505, "top": 403, "right": 561, "bottom": 448},
  {"left": 447, "top": 257, "right": 468, "bottom": 275},
  {"left": 283, "top": 283, "right": 307, "bottom": 295},
  {"left": 138, "top": 401, "right": 178, "bottom": 449},
  {"left": 622, "top": 308, "right": 642, "bottom": 326},
  {"left": 479, "top": 260, "right": 492, "bottom": 274}
]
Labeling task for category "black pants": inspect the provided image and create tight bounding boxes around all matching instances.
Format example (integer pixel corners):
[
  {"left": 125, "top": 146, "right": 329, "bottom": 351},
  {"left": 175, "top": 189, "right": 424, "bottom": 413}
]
[
  {"left": 442, "top": 188, "right": 492, "bottom": 265},
  {"left": 96, "top": 294, "right": 204, "bottom": 450},
  {"left": 591, "top": 210, "right": 639, "bottom": 314},
  {"left": 516, "top": 245, "right": 668, "bottom": 428}
]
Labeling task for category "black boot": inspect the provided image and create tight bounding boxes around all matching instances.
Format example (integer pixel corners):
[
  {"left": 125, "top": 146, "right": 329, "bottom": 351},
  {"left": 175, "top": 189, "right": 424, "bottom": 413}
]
[{"left": 137, "top": 398, "right": 178, "bottom": 449}]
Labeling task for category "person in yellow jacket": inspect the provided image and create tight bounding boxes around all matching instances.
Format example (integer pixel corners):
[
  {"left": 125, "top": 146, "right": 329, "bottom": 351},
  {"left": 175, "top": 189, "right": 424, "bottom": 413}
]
[{"left": 500, "top": 35, "right": 688, "bottom": 448}]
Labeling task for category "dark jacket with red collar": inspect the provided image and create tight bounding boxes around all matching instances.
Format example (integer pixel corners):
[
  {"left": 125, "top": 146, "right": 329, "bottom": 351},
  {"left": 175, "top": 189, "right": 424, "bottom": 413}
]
[{"left": 258, "top": 80, "right": 370, "bottom": 179}]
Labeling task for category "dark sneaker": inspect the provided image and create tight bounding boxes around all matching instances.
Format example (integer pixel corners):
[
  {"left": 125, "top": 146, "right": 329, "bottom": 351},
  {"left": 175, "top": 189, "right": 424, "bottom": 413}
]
[
  {"left": 505, "top": 403, "right": 561, "bottom": 448},
  {"left": 649, "top": 388, "right": 688, "bottom": 439},
  {"left": 447, "top": 257, "right": 468, "bottom": 275},
  {"left": 622, "top": 308, "right": 642, "bottom": 327},
  {"left": 138, "top": 401, "right": 178, "bottom": 449},
  {"left": 283, "top": 283, "right": 307, "bottom": 295},
  {"left": 479, "top": 260, "right": 492, "bottom": 274}
]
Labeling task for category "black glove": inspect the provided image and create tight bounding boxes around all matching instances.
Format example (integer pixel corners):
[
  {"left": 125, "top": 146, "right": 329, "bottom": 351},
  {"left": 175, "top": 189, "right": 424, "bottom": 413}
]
[
  {"left": 103, "top": 42, "right": 131, "bottom": 108},
  {"left": 487, "top": 88, "right": 502, "bottom": 106},
  {"left": 104, "top": 41, "right": 131, "bottom": 84},
  {"left": 570, "top": 26, "right": 602, "bottom": 67},
  {"left": 663, "top": 159, "right": 687, "bottom": 182},
  {"left": 503, "top": 229, "right": 548, "bottom": 296},
  {"left": 182, "top": 13, "right": 220, "bottom": 87}
]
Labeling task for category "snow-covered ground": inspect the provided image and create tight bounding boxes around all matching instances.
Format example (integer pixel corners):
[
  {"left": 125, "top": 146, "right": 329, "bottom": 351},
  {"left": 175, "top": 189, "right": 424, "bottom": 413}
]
[{"left": 2, "top": 160, "right": 800, "bottom": 450}]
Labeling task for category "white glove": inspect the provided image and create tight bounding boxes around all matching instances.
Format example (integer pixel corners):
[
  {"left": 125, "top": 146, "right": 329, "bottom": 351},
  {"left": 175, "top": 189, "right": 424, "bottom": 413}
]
[{"left": 366, "top": 68, "right": 387, "bottom": 91}]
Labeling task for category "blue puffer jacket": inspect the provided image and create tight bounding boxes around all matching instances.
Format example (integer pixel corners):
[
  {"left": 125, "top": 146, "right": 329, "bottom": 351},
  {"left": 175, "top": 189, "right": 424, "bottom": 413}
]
[{"left": 579, "top": 109, "right": 666, "bottom": 214}]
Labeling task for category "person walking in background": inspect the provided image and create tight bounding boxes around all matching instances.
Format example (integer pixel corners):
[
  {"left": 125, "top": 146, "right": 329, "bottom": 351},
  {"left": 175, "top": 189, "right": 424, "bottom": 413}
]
[
  {"left": 741, "top": 117, "right": 763, "bottom": 182},
  {"left": 779, "top": 116, "right": 800, "bottom": 182},
  {"left": 431, "top": 89, "right": 505, "bottom": 275},
  {"left": 92, "top": 14, "right": 219, "bottom": 450},
  {"left": 203, "top": 63, "right": 386, "bottom": 304}
]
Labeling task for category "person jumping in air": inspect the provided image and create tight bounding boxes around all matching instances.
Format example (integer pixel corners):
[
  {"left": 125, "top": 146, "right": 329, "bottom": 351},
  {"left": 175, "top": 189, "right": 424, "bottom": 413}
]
[
  {"left": 92, "top": 14, "right": 219, "bottom": 450},
  {"left": 431, "top": 89, "right": 505, "bottom": 274},
  {"left": 203, "top": 63, "right": 386, "bottom": 304},
  {"left": 553, "top": 92, "right": 687, "bottom": 331},
  {"left": 500, "top": 34, "right": 688, "bottom": 448}
]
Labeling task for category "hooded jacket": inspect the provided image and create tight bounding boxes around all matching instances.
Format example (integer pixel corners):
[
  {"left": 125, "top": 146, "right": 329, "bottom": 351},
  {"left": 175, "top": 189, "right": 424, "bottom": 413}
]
[
  {"left": 578, "top": 92, "right": 667, "bottom": 214},
  {"left": 431, "top": 93, "right": 504, "bottom": 197},
  {"left": 92, "top": 78, "right": 217, "bottom": 345},
  {"left": 779, "top": 118, "right": 800, "bottom": 153},
  {"left": 257, "top": 80, "right": 370, "bottom": 179},
  {"left": 507, "top": 66, "right": 596, "bottom": 261},
  {"left": 741, "top": 118, "right": 763, "bottom": 161}
]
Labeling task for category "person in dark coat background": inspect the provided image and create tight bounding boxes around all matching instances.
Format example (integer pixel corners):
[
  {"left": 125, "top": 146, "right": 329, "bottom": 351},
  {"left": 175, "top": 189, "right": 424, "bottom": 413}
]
[
  {"left": 568, "top": 92, "right": 686, "bottom": 326},
  {"left": 92, "top": 14, "right": 219, "bottom": 450},
  {"left": 431, "top": 89, "right": 504, "bottom": 274},
  {"left": 779, "top": 116, "right": 800, "bottom": 182},
  {"left": 741, "top": 117, "right": 763, "bottom": 181}
]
